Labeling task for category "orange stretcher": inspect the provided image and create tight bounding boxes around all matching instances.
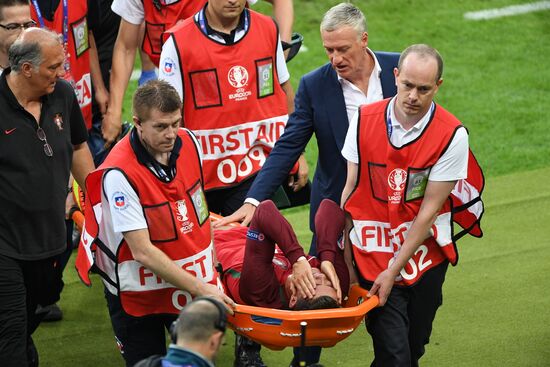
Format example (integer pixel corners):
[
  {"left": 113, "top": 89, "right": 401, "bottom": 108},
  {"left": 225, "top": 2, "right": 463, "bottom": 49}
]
[
  {"left": 228, "top": 286, "right": 379, "bottom": 350},
  {"left": 72, "top": 199, "right": 379, "bottom": 350}
]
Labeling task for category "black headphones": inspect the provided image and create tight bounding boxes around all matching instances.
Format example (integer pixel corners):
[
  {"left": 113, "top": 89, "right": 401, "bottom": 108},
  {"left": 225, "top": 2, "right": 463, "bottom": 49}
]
[{"left": 170, "top": 297, "right": 228, "bottom": 344}]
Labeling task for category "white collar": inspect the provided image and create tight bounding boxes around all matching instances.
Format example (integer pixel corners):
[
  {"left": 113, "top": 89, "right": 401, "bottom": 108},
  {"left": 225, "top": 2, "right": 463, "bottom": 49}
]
[{"left": 389, "top": 97, "right": 435, "bottom": 132}]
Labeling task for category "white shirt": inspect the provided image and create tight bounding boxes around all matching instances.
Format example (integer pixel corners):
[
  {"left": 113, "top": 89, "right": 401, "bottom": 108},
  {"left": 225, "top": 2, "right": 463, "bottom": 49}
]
[
  {"left": 112, "top": 0, "right": 259, "bottom": 24},
  {"left": 338, "top": 48, "right": 384, "bottom": 125},
  {"left": 342, "top": 97, "right": 469, "bottom": 181},
  {"left": 244, "top": 48, "right": 385, "bottom": 207},
  {"left": 159, "top": 12, "right": 289, "bottom": 100}
]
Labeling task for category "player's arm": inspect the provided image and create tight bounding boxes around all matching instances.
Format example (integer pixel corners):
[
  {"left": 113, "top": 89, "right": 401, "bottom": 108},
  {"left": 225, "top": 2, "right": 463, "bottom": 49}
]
[
  {"left": 102, "top": 19, "right": 141, "bottom": 147},
  {"left": 368, "top": 180, "right": 457, "bottom": 306}
]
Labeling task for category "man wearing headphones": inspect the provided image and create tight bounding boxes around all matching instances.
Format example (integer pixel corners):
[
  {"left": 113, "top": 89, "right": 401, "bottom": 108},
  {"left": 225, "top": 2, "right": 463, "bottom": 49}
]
[{"left": 135, "top": 297, "right": 227, "bottom": 367}]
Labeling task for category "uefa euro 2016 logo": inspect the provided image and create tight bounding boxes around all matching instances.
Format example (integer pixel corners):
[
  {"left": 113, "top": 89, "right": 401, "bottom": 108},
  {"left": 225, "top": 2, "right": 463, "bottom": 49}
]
[
  {"left": 228, "top": 65, "right": 249, "bottom": 88},
  {"left": 388, "top": 168, "right": 407, "bottom": 191}
]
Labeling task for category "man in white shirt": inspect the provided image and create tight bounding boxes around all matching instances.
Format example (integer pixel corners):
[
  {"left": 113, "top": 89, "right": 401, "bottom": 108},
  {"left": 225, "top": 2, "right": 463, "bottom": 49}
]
[
  {"left": 341, "top": 44, "right": 473, "bottom": 366},
  {"left": 77, "top": 80, "right": 234, "bottom": 366},
  {"left": 216, "top": 3, "right": 399, "bottom": 252},
  {"left": 102, "top": 0, "right": 294, "bottom": 149},
  {"left": 158, "top": 0, "right": 298, "bottom": 220}
]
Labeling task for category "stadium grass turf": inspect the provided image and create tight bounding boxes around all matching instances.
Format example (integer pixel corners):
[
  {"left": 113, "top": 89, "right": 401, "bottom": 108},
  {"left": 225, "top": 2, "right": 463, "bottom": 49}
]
[{"left": 33, "top": 0, "right": 549, "bottom": 365}]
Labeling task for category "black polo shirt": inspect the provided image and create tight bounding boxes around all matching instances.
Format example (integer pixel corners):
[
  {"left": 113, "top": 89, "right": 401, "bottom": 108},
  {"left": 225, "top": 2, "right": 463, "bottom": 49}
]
[{"left": 0, "top": 69, "right": 88, "bottom": 260}]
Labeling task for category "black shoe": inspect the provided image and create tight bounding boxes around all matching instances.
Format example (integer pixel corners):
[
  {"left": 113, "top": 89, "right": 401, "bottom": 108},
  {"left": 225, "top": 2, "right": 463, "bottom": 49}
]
[
  {"left": 234, "top": 334, "right": 267, "bottom": 367},
  {"left": 27, "top": 337, "right": 39, "bottom": 367},
  {"left": 37, "top": 303, "right": 63, "bottom": 322}
]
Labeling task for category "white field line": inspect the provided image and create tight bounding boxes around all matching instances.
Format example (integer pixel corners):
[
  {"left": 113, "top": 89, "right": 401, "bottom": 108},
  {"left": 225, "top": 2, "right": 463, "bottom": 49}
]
[
  {"left": 464, "top": 1, "right": 550, "bottom": 20},
  {"left": 130, "top": 69, "right": 140, "bottom": 81}
]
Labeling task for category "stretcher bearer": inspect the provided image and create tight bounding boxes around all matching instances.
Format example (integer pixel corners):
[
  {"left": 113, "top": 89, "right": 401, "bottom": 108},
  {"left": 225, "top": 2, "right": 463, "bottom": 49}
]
[
  {"left": 76, "top": 80, "right": 235, "bottom": 367},
  {"left": 341, "top": 44, "right": 484, "bottom": 366},
  {"left": 159, "top": 0, "right": 304, "bottom": 216}
]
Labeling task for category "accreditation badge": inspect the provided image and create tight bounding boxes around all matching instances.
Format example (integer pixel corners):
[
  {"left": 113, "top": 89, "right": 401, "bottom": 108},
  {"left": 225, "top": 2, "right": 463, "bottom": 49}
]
[
  {"left": 71, "top": 17, "right": 89, "bottom": 57},
  {"left": 256, "top": 58, "right": 274, "bottom": 97},
  {"left": 405, "top": 167, "right": 431, "bottom": 201},
  {"left": 188, "top": 181, "right": 209, "bottom": 225}
]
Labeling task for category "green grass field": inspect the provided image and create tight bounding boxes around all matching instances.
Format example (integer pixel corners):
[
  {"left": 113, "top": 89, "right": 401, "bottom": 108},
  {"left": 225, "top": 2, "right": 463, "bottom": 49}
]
[{"left": 34, "top": 0, "right": 550, "bottom": 365}]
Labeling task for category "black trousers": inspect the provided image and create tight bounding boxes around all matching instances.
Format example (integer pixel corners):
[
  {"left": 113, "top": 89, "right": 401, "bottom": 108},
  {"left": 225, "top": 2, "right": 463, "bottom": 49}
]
[
  {"left": 362, "top": 261, "right": 449, "bottom": 367},
  {"left": 0, "top": 253, "right": 63, "bottom": 367},
  {"left": 104, "top": 289, "right": 176, "bottom": 367}
]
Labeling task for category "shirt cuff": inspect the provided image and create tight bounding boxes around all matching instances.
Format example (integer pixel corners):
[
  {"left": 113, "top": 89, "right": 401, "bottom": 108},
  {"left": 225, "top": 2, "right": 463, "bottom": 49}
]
[{"left": 244, "top": 198, "right": 260, "bottom": 207}]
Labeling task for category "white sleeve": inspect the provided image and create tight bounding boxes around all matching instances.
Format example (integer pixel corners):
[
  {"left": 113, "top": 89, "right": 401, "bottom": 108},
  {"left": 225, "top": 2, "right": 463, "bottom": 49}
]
[
  {"left": 247, "top": 0, "right": 259, "bottom": 5},
  {"left": 183, "top": 128, "right": 203, "bottom": 165},
  {"left": 276, "top": 35, "right": 290, "bottom": 84},
  {"left": 429, "top": 127, "right": 469, "bottom": 181},
  {"left": 341, "top": 109, "right": 359, "bottom": 164},
  {"left": 103, "top": 170, "right": 148, "bottom": 233},
  {"left": 159, "top": 37, "right": 184, "bottom": 101},
  {"left": 111, "top": 0, "right": 144, "bottom": 25}
]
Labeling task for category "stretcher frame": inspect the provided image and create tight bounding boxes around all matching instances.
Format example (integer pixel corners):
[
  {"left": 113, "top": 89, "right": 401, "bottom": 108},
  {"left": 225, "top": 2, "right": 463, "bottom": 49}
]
[
  {"left": 228, "top": 285, "right": 378, "bottom": 350},
  {"left": 73, "top": 205, "right": 379, "bottom": 350}
]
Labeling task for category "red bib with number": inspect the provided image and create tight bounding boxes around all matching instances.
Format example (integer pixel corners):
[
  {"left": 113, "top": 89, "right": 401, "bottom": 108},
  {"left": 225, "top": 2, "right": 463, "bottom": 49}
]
[
  {"left": 76, "top": 128, "right": 221, "bottom": 317},
  {"left": 167, "top": 10, "right": 288, "bottom": 191},
  {"left": 344, "top": 99, "right": 482, "bottom": 286}
]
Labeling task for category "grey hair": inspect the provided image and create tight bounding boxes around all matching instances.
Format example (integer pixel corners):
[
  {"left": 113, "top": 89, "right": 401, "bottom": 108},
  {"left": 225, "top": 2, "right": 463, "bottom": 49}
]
[
  {"left": 8, "top": 28, "right": 62, "bottom": 72},
  {"left": 8, "top": 39, "right": 42, "bottom": 72},
  {"left": 320, "top": 2, "right": 367, "bottom": 36},
  {"left": 398, "top": 44, "right": 444, "bottom": 81}
]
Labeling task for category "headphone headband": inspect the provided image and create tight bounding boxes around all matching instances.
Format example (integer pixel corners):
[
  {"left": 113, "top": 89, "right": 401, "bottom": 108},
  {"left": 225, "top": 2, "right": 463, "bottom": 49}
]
[{"left": 170, "top": 297, "right": 227, "bottom": 344}]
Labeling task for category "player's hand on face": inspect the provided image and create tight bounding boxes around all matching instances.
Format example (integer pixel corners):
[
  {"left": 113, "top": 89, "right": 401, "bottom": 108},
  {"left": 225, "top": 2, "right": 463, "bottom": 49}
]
[
  {"left": 320, "top": 260, "right": 342, "bottom": 304},
  {"left": 291, "top": 257, "right": 316, "bottom": 299},
  {"left": 197, "top": 282, "right": 236, "bottom": 315},
  {"left": 213, "top": 203, "right": 256, "bottom": 228},
  {"left": 368, "top": 269, "right": 396, "bottom": 307}
]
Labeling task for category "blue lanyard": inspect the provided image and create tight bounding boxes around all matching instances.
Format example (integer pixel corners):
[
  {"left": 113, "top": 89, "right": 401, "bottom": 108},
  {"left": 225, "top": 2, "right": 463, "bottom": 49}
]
[
  {"left": 197, "top": 7, "right": 249, "bottom": 39},
  {"left": 31, "top": 0, "right": 69, "bottom": 45}
]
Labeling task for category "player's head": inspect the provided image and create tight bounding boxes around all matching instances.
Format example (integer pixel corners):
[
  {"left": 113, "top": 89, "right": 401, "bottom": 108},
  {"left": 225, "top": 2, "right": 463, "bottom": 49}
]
[{"left": 292, "top": 268, "right": 340, "bottom": 311}]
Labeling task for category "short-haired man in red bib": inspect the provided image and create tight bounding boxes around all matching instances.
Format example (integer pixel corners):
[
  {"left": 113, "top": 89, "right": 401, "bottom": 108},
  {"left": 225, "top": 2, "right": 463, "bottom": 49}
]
[{"left": 341, "top": 44, "right": 484, "bottom": 366}]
